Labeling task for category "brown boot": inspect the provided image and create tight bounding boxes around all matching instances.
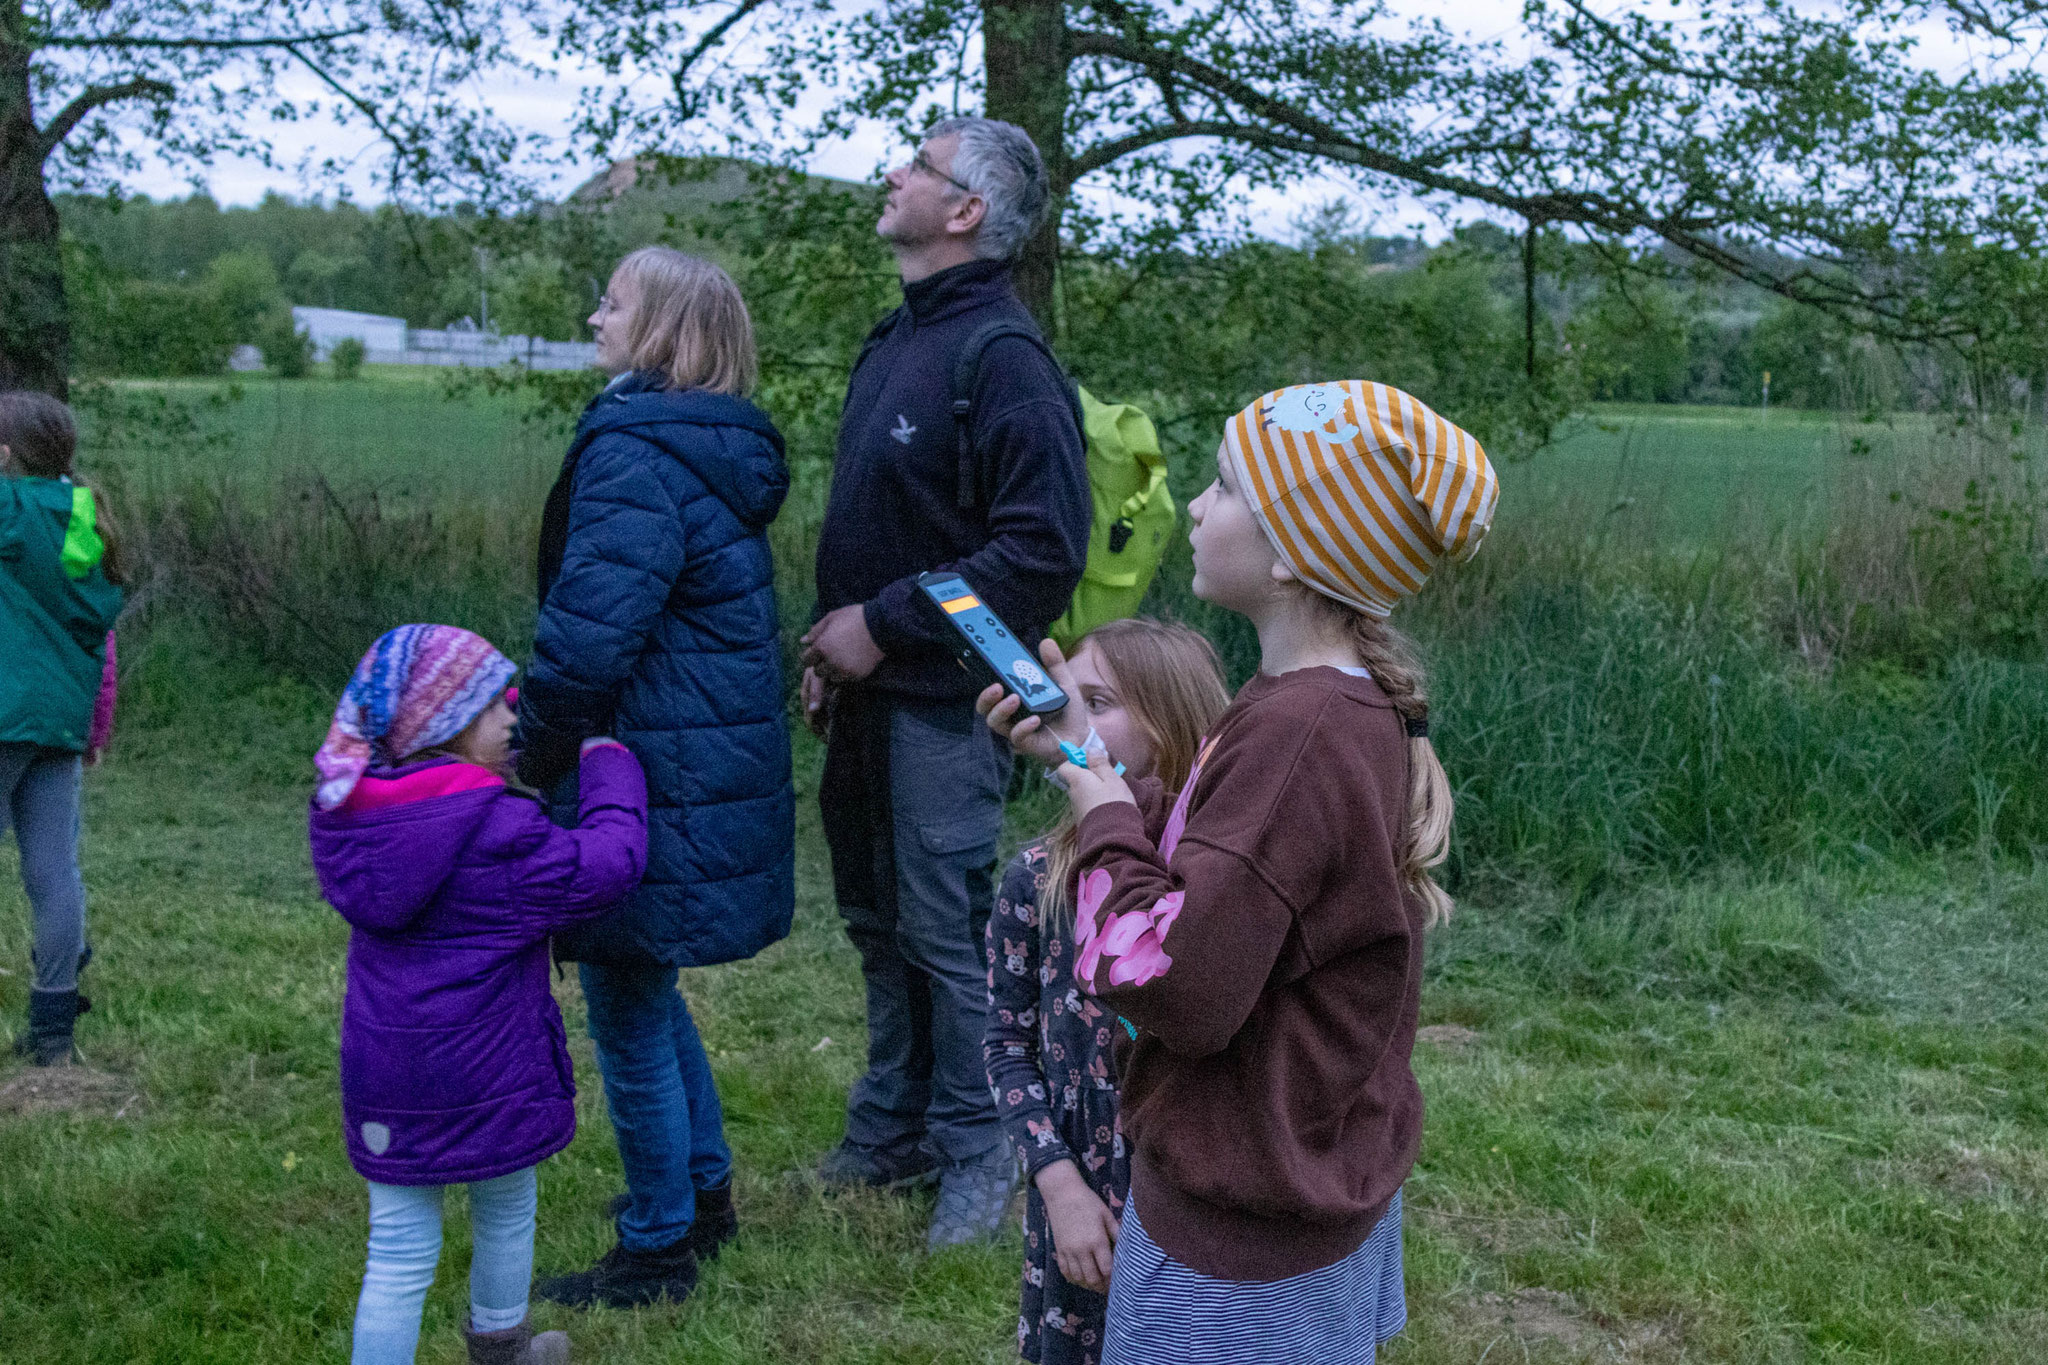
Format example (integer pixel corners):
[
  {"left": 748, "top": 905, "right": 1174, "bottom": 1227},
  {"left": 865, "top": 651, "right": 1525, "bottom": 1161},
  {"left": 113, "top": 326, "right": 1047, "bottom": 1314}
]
[{"left": 462, "top": 1314, "right": 569, "bottom": 1364}]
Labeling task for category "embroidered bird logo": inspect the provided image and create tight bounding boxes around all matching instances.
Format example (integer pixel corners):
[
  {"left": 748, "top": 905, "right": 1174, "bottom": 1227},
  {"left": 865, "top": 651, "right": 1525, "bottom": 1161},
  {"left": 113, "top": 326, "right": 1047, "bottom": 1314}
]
[{"left": 891, "top": 414, "right": 917, "bottom": 445}]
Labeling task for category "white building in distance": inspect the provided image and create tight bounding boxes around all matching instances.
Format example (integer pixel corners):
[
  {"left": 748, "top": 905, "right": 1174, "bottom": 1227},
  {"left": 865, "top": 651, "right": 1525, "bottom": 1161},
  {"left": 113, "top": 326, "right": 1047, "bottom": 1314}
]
[{"left": 289, "top": 306, "right": 596, "bottom": 372}]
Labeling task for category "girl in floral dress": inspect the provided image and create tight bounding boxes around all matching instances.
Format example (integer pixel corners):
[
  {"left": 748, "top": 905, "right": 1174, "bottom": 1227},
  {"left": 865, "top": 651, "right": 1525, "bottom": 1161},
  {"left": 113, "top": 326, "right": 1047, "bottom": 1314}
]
[{"left": 983, "top": 619, "right": 1230, "bottom": 1365}]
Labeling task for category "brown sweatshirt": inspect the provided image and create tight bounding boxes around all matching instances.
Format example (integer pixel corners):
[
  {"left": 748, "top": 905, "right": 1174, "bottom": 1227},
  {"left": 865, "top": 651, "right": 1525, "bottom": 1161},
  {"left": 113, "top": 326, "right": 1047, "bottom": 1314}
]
[{"left": 1073, "top": 666, "right": 1424, "bottom": 1282}]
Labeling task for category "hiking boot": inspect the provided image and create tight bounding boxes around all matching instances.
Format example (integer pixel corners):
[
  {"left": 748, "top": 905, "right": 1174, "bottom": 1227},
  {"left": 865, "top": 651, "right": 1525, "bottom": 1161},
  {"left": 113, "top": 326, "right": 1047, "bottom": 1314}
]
[
  {"left": 926, "top": 1140, "right": 1019, "bottom": 1250},
  {"left": 462, "top": 1314, "right": 569, "bottom": 1364},
  {"left": 602, "top": 1179, "right": 739, "bottom": 1261},
  {"left": 11, "top": 989, "right": 85, "bottom": 1067},
  {"left": 817, "top": 1137, "right": 941, "bottom": 1191},
  {"left": 533, "top": 1239, "right": 699, "bottom": 1310}
]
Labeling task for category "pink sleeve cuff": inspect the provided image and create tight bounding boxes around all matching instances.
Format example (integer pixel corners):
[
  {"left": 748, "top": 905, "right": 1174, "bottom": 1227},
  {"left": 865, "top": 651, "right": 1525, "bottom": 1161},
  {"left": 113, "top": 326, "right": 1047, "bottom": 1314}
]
[{"left": 88, "top": 630, "right": 118, "bottom": 755}]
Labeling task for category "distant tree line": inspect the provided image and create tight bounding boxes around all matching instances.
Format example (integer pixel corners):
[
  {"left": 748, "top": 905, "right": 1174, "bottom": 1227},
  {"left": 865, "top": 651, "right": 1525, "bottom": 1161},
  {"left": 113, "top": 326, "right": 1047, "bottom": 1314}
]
[
  {"left": 58, "top": 191, "right": 602, "bottom": 377},
  {"left": 58, "top": 181, "right": 1972, "bottom": 431}
]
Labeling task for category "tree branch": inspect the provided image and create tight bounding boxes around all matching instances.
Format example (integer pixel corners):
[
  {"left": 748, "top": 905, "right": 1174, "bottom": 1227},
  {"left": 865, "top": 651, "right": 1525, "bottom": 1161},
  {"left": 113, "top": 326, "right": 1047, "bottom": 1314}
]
[
  {"left": 1065, "top": 90, "right": 1947, "bottom": 336},
  {"left": 40, "top": 26, "right": 371, "bottom": 51},
  {"left": 671, "top": 0, "right": 774, "bottom": 115},
  {"left": 1935, "top": 0, "right": 2048, "bottom": 40},
  {"left": 1547, "top": 0, "right": 1781, "bottom": 94},
  {"left": 37, "top": 77, "right": 174, "bottom": 158},
  {"left": 277, "top": 45, "right": 431, "bottom": 260}
]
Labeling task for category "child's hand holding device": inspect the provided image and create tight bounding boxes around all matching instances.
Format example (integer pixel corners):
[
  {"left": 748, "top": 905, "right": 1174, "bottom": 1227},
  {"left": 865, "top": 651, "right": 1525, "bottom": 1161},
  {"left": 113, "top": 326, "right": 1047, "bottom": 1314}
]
[{"left": 973, "top": 635, "right": 1084, "bottom": 769}]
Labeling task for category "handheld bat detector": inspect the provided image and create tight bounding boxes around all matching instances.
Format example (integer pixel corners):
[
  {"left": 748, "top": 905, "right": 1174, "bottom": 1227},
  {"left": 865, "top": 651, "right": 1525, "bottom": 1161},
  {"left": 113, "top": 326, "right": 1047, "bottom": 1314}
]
[{"left": 917, "top": 572, "right": 1070, "bottom": 716}]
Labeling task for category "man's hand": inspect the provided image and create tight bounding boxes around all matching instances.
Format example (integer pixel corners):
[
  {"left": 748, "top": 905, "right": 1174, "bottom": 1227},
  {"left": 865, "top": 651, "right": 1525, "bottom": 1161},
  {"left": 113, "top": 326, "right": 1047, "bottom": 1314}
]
[
  {"left": 801, "top": 605, "right": 885, "bottom": 684},
  {"left": 1035, "top": 1159, "right": 1119, "bottom": 1294},
  {"left": 801, "top": 666, "right": 833, "bottom": 739}
]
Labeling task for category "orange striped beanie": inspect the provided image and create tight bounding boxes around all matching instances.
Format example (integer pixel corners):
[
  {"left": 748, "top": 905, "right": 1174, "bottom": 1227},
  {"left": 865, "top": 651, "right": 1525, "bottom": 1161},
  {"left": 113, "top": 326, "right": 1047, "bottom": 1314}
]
[{"left": 1222, "top": 381, "right": 1498, "bottom": 616}]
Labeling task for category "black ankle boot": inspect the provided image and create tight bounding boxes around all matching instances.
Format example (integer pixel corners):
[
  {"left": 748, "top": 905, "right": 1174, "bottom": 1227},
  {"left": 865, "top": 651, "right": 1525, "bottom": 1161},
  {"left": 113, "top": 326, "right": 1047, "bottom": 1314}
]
[
  {"left": 12, "top": 989, "right": 81, "bottom": 1067},
  {"left": 534, "top": 1238, "right": 699, "bottom": 1310},
  {"left": 603, "top": 1179, "right": 739, "bottom": 1260},
  {"left": 685, "top": 1180, "right": 738, "bottom": 1261}
]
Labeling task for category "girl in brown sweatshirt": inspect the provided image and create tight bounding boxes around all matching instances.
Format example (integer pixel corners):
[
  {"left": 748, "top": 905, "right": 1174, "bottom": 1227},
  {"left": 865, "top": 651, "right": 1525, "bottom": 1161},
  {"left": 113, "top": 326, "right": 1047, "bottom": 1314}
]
[{"left": 981, "top": 381, "right": 1497, "bottom": 1365}]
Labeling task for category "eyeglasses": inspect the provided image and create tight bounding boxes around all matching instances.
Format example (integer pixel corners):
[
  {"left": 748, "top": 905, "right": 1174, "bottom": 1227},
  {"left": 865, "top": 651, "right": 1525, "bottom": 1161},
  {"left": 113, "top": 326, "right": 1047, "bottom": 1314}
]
[{"left": 910, "top": 148, "right": 976, "bottom": 197}]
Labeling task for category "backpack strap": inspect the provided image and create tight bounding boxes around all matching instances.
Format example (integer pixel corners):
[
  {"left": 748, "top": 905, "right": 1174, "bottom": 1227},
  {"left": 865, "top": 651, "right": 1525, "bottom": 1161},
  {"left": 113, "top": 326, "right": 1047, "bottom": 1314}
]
[{"left": 949, "top": 317, "right": 1083, "bottom": 511}]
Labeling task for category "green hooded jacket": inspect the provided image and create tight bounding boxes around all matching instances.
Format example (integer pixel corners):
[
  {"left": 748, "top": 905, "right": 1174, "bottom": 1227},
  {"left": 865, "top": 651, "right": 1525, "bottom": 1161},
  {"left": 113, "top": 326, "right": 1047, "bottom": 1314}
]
[{"left": 0, "top": 477, "right": 124, "bottom": 752}]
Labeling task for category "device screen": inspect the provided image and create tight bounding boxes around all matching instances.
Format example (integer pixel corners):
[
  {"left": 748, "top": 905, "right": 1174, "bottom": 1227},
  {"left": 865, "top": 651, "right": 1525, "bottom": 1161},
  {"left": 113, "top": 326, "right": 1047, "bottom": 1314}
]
[{"left": 919, "top": 574, "right": 1069, "bottom": 715}]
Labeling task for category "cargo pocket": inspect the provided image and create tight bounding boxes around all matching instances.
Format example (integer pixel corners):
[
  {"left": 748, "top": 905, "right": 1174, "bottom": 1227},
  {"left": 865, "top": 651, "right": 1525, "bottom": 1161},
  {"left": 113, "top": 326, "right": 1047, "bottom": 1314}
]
[{"left": 918, "top": 812, "right": 999, "bottom": 869}]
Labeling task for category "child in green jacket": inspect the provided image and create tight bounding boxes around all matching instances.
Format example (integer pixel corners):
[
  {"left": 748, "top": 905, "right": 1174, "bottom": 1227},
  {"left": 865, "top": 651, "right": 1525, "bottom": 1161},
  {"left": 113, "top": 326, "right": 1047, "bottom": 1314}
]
[{"left": 0, "top": 391, "right": 124, "bottom": 1066}]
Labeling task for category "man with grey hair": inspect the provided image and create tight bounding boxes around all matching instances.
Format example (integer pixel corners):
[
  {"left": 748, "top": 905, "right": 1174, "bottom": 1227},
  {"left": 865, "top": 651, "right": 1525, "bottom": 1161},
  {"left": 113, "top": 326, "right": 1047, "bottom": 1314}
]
[{"left": 801, "top": 117, "right": 1090, "bottom": 1248}]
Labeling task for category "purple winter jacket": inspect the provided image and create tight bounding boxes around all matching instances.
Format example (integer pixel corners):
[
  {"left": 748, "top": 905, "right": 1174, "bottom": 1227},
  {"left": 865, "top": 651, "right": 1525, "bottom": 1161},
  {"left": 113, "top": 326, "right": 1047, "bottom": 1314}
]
[{"left": 308, "top": 745, "right": 648, "bottom": 1185}]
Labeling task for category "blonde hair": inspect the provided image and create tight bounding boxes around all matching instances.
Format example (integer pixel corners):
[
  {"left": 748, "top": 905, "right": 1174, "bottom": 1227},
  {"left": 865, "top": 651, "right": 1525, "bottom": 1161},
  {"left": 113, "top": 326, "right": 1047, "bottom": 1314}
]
[
  {"left": 1309, "top": 591, "right": 1456, "bottom": 927},
  {"left": 615, "top": 247, "right": 758, "bottom": 396},
  {"left": 1039, "top": 618, "right": 1231, "bottom": 932}
]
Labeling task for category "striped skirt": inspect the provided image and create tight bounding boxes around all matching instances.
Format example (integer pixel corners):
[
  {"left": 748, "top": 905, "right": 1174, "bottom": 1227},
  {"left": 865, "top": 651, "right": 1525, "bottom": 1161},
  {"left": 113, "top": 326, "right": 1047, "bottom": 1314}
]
[{"left": 1100, "top": 1188, "right": 1406, "bottom": 1365}]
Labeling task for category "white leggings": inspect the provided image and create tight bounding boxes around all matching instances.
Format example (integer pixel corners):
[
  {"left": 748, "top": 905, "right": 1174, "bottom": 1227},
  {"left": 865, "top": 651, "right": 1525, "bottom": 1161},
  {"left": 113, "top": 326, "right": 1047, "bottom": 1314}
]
[{"left": 350, "top": 1167, "right": 537, "bottom": 1364}]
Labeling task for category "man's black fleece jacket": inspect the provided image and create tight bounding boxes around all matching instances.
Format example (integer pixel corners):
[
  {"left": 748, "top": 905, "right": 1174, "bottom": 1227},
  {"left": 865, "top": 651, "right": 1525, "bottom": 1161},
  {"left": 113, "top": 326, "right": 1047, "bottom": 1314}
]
[{"left": 814, "top": 259, "right": 1090, "bottom": 701}]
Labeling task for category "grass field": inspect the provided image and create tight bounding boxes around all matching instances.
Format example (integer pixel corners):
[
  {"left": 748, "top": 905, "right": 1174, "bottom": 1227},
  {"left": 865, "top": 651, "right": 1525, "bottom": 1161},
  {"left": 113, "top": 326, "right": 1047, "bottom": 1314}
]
[
  {"left": 4, "top": 374, "right": 2045, "bottom": 1362},
  {"left": 85, "top": 372, "right": 1991, "bottom": 533},
  {"left": 3, "top": 700, "right": 2046, "bottom": 1363}
]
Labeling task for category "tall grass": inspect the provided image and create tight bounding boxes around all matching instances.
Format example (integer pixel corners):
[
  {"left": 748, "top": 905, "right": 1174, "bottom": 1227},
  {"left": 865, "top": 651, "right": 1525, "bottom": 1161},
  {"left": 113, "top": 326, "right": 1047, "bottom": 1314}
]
[{"left": 77, "top": 379, "right": 2048, "bottom": 886}]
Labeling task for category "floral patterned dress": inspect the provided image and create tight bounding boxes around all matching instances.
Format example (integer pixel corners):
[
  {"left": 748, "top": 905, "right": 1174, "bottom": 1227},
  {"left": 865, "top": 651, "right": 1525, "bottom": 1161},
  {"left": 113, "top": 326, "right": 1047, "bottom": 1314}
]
[{"left": 984, "top": 840, "right": 1130, "bottom": 1365}]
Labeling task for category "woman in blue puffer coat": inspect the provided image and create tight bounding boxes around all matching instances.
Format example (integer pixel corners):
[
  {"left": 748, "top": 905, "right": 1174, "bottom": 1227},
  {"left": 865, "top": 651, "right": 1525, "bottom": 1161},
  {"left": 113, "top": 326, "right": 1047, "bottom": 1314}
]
[{"left": 517, "top": 247, "right": 795, "bottom": 1311}]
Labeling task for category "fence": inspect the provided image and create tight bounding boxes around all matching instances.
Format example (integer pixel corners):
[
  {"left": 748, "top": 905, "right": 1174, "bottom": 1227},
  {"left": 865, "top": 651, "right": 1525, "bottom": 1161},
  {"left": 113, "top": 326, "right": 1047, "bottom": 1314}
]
[{"left": 290, "top": 307, "right": 598, "bottom": 372}]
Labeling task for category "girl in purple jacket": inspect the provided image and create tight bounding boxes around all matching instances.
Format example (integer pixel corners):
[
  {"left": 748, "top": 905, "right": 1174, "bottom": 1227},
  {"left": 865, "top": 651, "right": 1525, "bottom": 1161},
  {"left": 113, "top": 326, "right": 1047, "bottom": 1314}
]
[{"left": 309, "top": 625, "right": 649, "bottom": 1365}]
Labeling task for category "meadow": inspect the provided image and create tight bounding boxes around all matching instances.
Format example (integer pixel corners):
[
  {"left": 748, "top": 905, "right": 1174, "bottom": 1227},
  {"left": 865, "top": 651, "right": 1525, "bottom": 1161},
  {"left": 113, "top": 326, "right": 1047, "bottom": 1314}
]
[{"left": 2, "top": 371, "right": 2045, "bottom": 1363}]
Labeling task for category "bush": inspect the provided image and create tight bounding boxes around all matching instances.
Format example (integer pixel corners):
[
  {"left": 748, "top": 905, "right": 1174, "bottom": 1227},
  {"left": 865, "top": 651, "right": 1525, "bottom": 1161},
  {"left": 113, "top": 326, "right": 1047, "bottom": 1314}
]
[
  {"left": 66, "top": 240, "right": 234, "bottom": 377},
  {"left": 207, "top": 249, "right": 287, "bottom": 342},
  {"left": 330, "top": 337, "right": 366, "bottom": 380},
  {"left": 257, "top": 313, "right": 313, "bottom": 377},
  {"left": 76, "top": 280, "right": 236, "bottom": 377}
]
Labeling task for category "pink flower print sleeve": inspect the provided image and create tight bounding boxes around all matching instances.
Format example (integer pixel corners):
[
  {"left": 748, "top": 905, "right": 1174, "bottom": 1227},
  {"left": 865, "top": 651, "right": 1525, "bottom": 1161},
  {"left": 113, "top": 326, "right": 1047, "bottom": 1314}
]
[
  {"left": 1071, "top": 740, "right": 1213, "bottom": 994},
  {"left": 1067, "top": 709, "right": 1346, "bottom": 1057}
]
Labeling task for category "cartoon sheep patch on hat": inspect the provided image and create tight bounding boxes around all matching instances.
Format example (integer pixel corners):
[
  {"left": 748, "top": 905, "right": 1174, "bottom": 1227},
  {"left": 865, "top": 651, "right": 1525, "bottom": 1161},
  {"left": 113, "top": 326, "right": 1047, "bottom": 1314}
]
[{"left": 1263, "top": 384, "right": 1359, "bottom": 446}]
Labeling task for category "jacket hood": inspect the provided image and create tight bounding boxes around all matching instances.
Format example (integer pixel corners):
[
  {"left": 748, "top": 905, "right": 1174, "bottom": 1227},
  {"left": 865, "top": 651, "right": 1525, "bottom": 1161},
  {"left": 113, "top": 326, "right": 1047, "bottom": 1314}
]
[
  {"left": 579, "top": 376, "right": 790, "bottom": 530},
  {"left": 308, "top": 758, "right": 506, "bottom": 932}
]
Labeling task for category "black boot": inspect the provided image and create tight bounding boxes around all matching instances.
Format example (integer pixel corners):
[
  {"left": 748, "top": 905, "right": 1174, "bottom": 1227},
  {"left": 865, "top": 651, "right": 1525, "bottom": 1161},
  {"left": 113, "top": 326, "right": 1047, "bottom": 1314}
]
[
  {"left": 604, "top": 1179, "right": 739, "bottom": 1262},
  {"left": 685, "top": 1180, "right": 738, "bottom": 1261},
  {"left": 534, "top": 1239, "right": 699, "bottom": 1310},
  {"left": 11, "top": 989, "right": 81, "bottom": 1067}
]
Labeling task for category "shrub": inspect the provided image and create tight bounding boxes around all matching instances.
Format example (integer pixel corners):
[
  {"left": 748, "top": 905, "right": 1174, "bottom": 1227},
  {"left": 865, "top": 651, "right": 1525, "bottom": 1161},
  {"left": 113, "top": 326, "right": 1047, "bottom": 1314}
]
[
  {"left": 257, "top": 313, "right": 314, "bottom": 377},
  {"left": 330, "top": 337, "right": 366, "bottom": 380},
  {"left": 66, "top": 241, "right": 235, "bottom": 377},
  {"left": 207, "top": 249, "right": 287, "bottom": 342}
]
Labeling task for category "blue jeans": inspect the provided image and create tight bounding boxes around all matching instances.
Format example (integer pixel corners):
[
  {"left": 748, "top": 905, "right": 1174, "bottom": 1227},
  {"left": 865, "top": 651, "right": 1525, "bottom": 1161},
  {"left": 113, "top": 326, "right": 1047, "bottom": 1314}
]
[
  {"left": 351, "top": 1167, "right": 536, "bottom": 1365},
  {"left": 0, "top": 743, "right": 87, "bottom": 994},
  {"left": 580, "top": 962, "right": 733, "bottom": 1252}
]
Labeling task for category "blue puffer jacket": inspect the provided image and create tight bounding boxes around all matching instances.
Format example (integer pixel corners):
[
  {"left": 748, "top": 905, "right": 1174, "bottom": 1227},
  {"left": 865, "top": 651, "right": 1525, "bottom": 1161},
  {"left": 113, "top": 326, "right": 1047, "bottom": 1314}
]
[{"left": 518, "top": 371, "right": 795, "bottom": 968}]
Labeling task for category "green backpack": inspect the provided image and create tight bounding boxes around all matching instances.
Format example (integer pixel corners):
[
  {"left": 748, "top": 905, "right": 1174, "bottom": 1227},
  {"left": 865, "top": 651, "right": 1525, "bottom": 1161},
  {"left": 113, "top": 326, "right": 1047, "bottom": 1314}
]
[
  {"left": 940, "top": 321, "right": 1176, "bottom": 652},
  {"left": 1047, "top": 389, "right": 1174, "bottom": 650}
]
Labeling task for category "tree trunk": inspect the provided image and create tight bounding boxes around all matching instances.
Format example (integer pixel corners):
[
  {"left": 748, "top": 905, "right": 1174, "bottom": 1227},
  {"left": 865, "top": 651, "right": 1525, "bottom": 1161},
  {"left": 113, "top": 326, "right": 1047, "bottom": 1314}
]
[
  {"left": 982, "top": 0, "right": 1069, "bottom": 334},
  {"left": 0, "top": 12, "right": 68, "bottom": 398},
  {"left": 1522, "top": 219, "right": 1538, "bottom": 380}
]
